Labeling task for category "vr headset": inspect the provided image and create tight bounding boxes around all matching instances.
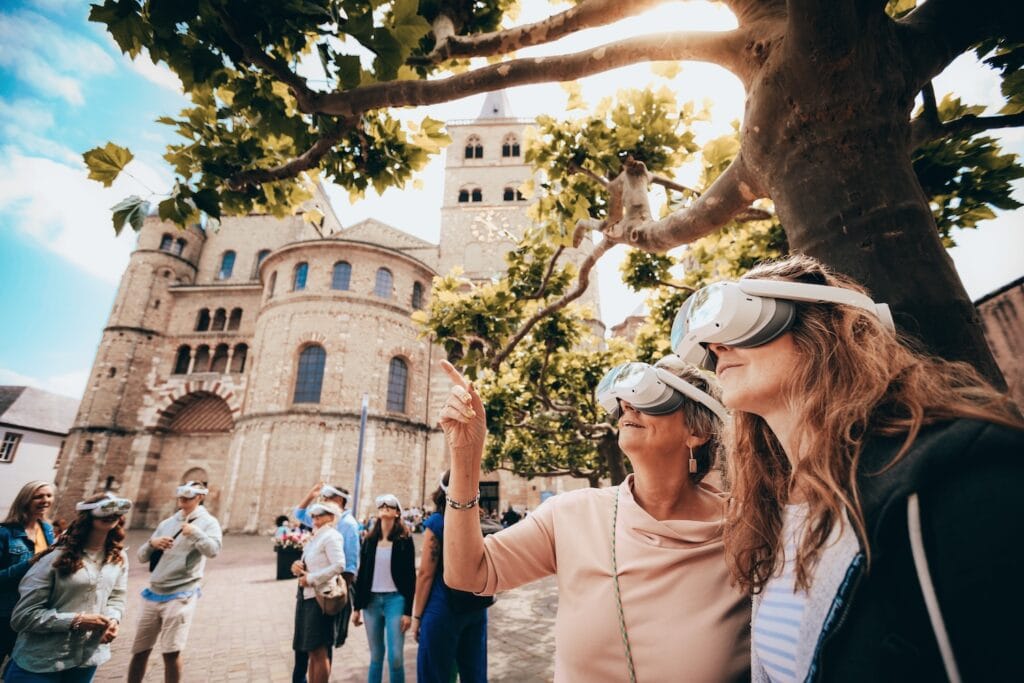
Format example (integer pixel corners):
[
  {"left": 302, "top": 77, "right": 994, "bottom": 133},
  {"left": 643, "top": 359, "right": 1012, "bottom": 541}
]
[
  {"left": 671, "top": 279, "right": 895, "bottom": 370},
  {"left": 76, "top": 492, "right": 133, "bottom": 518},
  {"left": 176, "top": 481, "right": 209, "bottom": 499},
  {"left": 596, "top": 361, "right": 727, "bottom": 422}
]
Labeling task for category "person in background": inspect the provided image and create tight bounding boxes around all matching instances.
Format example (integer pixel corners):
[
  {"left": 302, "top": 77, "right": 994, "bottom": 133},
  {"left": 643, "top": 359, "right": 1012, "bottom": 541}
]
[
  {"left": 291, "top": 502, "right": 346, "bottom": 683},
  {"left": 352, "top": 494, "right": 415, "bottom": 683},
  {"left": 413, "top": 472, "right": 492, "bottom": 683},
  {"left": 128, "top": 482, "right": 222, "bottom": 683},
  {"left": 671, "top": 255, "right": 1024, "bottom": 681},
  {"left": 7, "top": 492, "right": 129, "bottom": 682},
  {"left": 275, "top": 515, "right": 293, "bottom": 541},
  {"left": 1, "top": 482, "right": 55, "bottom": 669},
  {"left": 291, "top": 483, "right": 360, "bottom": 682},
  {"left": 438, "top": 356, "right": 751, "bottom": 681},
  {"left": 499, "top": 505, "right": 520, "bottom": 528}
]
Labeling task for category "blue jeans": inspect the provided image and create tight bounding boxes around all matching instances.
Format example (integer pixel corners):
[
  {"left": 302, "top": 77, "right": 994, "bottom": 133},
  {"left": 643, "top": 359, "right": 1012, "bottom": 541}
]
[
  {"left": 3, "top": 660, "right": 97, "bottom": 682},
  {"left": 416, "top": 603, "right": 487, "bottom": 683},
  {"left": 362, "top": 592, "right": 406, "bottom": 683}
]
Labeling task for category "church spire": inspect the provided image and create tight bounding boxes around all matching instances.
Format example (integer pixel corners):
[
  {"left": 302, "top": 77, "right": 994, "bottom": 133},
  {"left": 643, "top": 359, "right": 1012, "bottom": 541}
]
[{"left": 477, "top": 90, "right": 512, "bottom": 119}]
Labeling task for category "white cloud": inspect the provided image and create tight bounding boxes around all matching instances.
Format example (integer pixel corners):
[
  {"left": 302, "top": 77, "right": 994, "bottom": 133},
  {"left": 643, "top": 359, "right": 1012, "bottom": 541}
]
[
  {"left": 128, "top": 49, "right": 185, "bottom": 94},
  {"left": 0, "top": 8, "right": 115, "bottom": 105},
  {"left": 0, "top": 148, "right": 172, "bottom": 284},
  {"left": 0, "top": 367, "right": 87, "bottom": 400}
]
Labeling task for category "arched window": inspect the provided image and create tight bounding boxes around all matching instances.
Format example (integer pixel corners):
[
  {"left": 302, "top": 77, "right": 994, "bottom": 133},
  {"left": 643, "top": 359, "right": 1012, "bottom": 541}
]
[
  {"left": 217, "top": 250, "right": 235, "bottom": 279},
  {"left": 332, "top": 261, "right": 351, "bottom": 290},
  {"left": 411, "top": 282, "right": 424, "bottom": 310},
  {"left": 252, "top": 249, "right": 270, "bottom": 278},
  {"left": 195, "top": 309, "right": 211, "bottom": 332},
  {"left": 464, "top": 135, "right": 483, "bottom": 159},
  {"left": 458, "top": 189, "right": 469, "bottom": 203},
  {"left": 210, "top": 344, "right": 230, "bottom": 373},
  {"left": 268, "top": 271, "right": 277, "bottom": 298},
  {"left": 172, "top": 346, "right": 191, "bottom": 375},
  {"left": 386, "top": 357, "right": 408, "bottom": 412},
  {"left": 293, "top": 262, "right": 308, "bottom": 291},
  {"left": 159, "top": 234, "right": 173, "bottom": 252},
  {"left": 503, "top": 186, "right": 515, "bottom": 201},
  {"left": 231, "top": 344, "right": 248, "bottom": 373},
  {"left": 173, "top": 238, "right": 186, "bottom": 255},
  {"left": 193, "top": 345, "right": 211, "bottom": 373},
  {"left": 293, "top": 345, "right": 326, "bottom": 404},
  {"left": 227, "top": 308, "right": 242, "bottom": 331},
  {"left": 502, "top": 133, "right": 520, "bottom": 158},
  {"left": 211, "top": 308, "right": 227, "bottom": 331},
  {"left": 374, "top": 268, "right": 393, "bottom": 298},
  {"left": 471, "top": 188, "right": 483, "bottom": 202}
]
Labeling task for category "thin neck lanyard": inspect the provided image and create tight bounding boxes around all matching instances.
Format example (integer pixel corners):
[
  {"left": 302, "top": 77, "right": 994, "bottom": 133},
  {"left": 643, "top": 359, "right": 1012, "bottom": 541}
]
[{"left": 611, "top": 488, "right": 637, "bottom": 683}]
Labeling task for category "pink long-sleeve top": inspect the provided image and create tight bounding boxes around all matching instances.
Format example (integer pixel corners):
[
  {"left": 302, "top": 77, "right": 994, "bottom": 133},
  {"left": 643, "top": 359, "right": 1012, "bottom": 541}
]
[{"left": 477, "top": 475, "right": 750, "bottom": 682}]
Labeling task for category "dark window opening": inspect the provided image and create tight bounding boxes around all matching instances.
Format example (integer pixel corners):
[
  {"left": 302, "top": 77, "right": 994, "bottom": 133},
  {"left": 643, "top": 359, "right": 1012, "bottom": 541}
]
[
  {"left": 386, "top": 357, "right": 408, "bottom": 412},
  {"left": 173, "top": 346, "right": 191, "bottom": 375},
  {"left": 294, "top": 345, "right": 326, "bottom": 404},
  {"left": 332, "top": 261, "right": 351, "bottom": 290},
  {"left": 195, "top": 309, "right": 211, "bottom": 332}
]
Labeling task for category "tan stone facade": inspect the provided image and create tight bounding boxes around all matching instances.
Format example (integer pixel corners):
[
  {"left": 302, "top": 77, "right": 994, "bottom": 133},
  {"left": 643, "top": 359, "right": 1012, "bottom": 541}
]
[{"left": 56, "top": 97, "right": 597, "bottom": 530}]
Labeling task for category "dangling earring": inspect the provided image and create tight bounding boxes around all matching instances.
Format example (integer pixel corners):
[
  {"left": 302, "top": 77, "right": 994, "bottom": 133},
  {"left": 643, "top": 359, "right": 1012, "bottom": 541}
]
[{"left": 688, "top": 446, "right": 698, "bottom": 474}]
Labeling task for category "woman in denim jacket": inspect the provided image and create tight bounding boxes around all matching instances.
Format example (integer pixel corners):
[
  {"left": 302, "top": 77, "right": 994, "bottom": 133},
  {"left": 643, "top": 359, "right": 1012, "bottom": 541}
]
[
  {"left": 0, "top": 481, "right": 55, "bottom": 666},
  {"left": 6, "top": 493, "right": 129, "bottom": 682}
]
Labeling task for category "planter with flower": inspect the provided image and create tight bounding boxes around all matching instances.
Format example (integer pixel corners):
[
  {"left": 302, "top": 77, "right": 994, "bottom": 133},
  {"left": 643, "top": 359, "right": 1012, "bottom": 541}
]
[{"left": 274, "top": 529, "right": 310, "bottom": 580}]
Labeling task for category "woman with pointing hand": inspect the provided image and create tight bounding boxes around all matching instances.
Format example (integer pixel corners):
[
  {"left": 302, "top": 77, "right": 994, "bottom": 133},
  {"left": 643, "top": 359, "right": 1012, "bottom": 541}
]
[{"left": 437, "top": 357, "right": 750, "bottom": 682}]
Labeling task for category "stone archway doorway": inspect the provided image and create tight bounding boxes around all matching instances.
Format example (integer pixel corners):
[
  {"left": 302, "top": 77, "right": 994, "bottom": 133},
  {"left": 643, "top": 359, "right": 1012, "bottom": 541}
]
[{"left": 138, "top": 392, "right": 234, "bottom": 526}]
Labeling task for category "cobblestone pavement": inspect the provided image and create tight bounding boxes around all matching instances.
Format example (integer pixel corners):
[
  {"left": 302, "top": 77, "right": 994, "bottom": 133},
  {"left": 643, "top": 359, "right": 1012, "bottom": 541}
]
[{"left": 90, "top": 531, "right": 556, "bottom": 682}]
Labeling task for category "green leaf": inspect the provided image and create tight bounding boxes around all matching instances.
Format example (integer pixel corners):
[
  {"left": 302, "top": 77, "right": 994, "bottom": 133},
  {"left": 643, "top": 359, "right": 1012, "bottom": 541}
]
[
  {"left": 193, "top": 188, "right": 221, "bottom": 219},
  {"left": 89, "top": 0, "right": 147, "bottom": 58},
  {"left": 83, "top": 142, "right": 135, "bottom": 187},
  {"left": 110, "top": 195, "right": 150, "bottom": 234}
]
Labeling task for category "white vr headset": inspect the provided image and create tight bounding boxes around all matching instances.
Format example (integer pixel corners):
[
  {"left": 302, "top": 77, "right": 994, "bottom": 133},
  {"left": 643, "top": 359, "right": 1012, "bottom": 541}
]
[
  {"left": 321, "top": 485, "right": 350, "bottom": 502},
  {"left": 176, "top": 481, "right": 209, "bottom": 499},
  {"left": 596, "top": 361, "right": 728, "bottom": 422},
  {"left": 76, "top": 492, "right": 133, "bottom": 517},
  {"left": 671, "top": 279, "right": 895, "bottom": 370}
]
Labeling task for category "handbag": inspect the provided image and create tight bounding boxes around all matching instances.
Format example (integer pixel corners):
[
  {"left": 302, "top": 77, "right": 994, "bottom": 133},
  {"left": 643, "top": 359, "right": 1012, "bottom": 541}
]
[{"left": 315, "top": 574, "right": 348, "bottom": 616}]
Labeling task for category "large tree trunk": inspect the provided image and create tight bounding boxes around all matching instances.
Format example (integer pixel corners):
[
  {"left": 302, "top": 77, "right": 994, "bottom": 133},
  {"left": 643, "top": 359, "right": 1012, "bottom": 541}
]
[
  {"left": 740, "top": 13, "right": 1004, "bottom": 383},
  {"left": 598, "top": 432, "right": 628, "bottom": 485}
]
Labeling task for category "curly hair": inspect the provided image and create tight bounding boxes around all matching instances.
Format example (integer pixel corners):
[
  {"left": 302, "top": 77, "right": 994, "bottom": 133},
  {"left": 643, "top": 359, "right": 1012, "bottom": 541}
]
[
  {"left": 36, "top": 494, "right": 126, "bottom": 576},
  {"left": 651, "top": 355, "right": 725, "bottom": 484},
  {"left": 723, "top": 255, "right": 1022, "bottom": 594}
]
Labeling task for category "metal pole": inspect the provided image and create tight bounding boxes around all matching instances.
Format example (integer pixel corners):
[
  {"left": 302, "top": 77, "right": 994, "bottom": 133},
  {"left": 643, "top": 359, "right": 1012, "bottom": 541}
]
[{"left": 352, "top": 392, "right": 369, "bottom": 518}]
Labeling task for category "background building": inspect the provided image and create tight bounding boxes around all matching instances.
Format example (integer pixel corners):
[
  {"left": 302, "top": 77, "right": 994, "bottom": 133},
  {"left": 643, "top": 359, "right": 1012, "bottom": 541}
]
[
  {"left": 54, "top": 94, "right": 601, "bottom": 531},
  {"left": 0, "top": 386, "right": 78, "bottom": 518}
]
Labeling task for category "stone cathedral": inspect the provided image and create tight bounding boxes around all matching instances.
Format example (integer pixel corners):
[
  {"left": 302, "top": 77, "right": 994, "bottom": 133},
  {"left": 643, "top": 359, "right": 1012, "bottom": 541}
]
[{"left": 55, "top": 92, "right": 603, "bottom": 532}]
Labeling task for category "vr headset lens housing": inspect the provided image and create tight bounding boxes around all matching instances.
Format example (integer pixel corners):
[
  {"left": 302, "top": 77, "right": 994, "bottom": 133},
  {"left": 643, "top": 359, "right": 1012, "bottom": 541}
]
[
  {"left": 597, "top": 362, "right": 726, "bottom": 421},
  {"left": 76, "top": 494, "right": 133, "bottom": 517},
  {"left": 671, "top": 280, "right": 893, "bottom": 370}
]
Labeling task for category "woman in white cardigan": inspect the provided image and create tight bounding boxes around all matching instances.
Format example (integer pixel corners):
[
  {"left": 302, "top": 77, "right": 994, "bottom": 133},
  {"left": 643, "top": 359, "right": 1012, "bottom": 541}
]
[{"left": 291, "top": 501, "right": 345, "bottom": 683}]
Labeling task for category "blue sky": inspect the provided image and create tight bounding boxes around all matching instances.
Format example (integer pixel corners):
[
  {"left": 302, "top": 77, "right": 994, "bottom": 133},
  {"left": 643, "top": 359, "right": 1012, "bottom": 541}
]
[{"left": 1, "top": 0, "right": 1021, "bottom": 400}]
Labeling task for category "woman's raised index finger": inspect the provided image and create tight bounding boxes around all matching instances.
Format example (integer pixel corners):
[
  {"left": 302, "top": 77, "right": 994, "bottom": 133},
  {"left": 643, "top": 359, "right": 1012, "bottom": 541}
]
[{"left": 440, "top": 359, "right": 469, "bottom": 389}]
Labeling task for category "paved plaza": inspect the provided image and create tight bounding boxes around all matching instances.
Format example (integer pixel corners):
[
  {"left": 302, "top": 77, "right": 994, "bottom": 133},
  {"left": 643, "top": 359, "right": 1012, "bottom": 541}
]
[{"left": 90, "top": 530, "right": 557, "bottom": 682}]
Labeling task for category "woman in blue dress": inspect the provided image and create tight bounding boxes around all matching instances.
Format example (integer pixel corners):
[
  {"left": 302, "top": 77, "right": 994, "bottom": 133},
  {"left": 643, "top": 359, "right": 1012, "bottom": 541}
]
[{"left": 413, "top": 472, "right": 491, "bottom": 683}]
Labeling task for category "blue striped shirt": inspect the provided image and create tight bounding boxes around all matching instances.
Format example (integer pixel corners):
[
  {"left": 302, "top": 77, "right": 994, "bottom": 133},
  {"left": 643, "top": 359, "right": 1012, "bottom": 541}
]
[{"left": 753, "top": 505, "right": 809, "bottom": 683}]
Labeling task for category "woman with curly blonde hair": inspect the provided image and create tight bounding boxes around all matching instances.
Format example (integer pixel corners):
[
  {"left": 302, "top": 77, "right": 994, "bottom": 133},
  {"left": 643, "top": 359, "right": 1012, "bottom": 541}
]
[{"left": 671, "top": 253, "right": 1023, "bottom": 682}]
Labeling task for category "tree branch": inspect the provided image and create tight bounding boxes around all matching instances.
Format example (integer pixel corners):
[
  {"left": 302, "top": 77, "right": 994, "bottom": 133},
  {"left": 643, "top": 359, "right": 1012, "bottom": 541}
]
[
  {"left": 898, "top": 0, "right": 1022, "bottom": 91},
  {"left": 528, "top": 246, "right": 566, "bottom": 299},
  {"left": 490, "top": 240, "right": 614, "bottom": 370},
  {"left": 625, "top": 156, "right": 766, "bottom": 252},
  {"left": 227, "top": 129, "right": 345, "bottom": 189},
  {"left": 428, "top": 0, "right": 671, "bottom": 61},
  {"left": 911, "top": 110, "right": 1024, "bottom": 149},
  {"left": 305, "top": 29, "right": 751, "bottom": 117},
  {"left": 216, "top": 8, "right": 321, "bottom": 114}
]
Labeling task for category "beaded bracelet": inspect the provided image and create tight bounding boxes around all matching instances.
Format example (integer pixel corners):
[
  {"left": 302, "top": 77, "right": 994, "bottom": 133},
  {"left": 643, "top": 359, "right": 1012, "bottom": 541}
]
[{"left": 446, "top": 491, "right": 481, "bottom": 510}]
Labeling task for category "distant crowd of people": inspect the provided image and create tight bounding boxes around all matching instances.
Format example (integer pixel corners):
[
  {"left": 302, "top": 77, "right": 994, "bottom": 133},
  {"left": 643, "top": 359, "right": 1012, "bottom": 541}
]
[{"left": 2, "top": 255, "right": 1022, "bottom": 682}]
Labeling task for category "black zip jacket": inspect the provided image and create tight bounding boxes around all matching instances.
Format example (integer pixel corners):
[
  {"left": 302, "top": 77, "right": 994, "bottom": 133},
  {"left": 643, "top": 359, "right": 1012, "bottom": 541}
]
[
  {"left": 814, "top": 418, "right": 1023, "bottom": 681},
  {"left": 353, "top": 533, "right": 416, "bottom": 616}
]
